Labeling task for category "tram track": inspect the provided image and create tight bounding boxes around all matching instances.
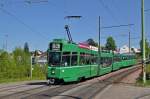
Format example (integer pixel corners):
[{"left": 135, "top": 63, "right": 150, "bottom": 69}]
[
  {"left": 0, "top": 84, "right": 60, "bottom": 99},
  {"left": 0, "top": 81, "right": 46, "bottom": 93},
  {"left": 0, "top": 84, "right": 28, "bottom": 92},
  {"left": 54, "top": 65, "right": 141, "bottom": 99},
  {"left": 91, "top": 65, "right": 140, "bottom": 98},
  {"left": 23, "top": 65, "right": 141, "bottom": 99},
  {"left": 22, "top": 83, "right": 88, "bottom": 99},
  {"left": 0, "top": 65, "right": 141, "bottom": 99}
]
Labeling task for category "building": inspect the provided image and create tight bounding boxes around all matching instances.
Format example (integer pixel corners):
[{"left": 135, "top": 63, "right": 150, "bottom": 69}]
[
  {"left": 31, "top": 50, "right": 47, "bottom": 66},
  {"left": 119, "top": 45, "right": 141, "bottom": 54}
]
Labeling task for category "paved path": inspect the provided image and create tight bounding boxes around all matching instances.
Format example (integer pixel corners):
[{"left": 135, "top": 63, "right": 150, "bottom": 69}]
[
  {"left": 95, "top": 84, "right": 150, "bottom": 99},
  {"left": 121, "top": 69, "right": 142, "bottom": 84},
  {"left": 95, "top": 69, "right": 150, "bottom": 99}
]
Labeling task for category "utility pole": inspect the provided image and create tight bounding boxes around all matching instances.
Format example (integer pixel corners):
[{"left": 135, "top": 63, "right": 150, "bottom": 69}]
[
  {"left": 98, "top": 16, "right": 101, "bottom": 75},
  {"left": 30, "top": 56, "right": 33, "bottom": 79},
  {"left": 5, "top": 34, "right": 8, "bottom": 51},
  {"left": 141, "top": 0, "right": 146, "bottom": 83},
  {"left": 129, "top": 32, "right": 131, "bottom": 54},
  {"left": 99, "top": 16, "right": 101, "bottom": 51}
]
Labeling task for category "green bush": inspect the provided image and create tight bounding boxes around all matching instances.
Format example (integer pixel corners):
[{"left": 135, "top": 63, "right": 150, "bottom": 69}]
[
  {"left": 146, "top": 64, "right": 150, "bottom": 73},
  {"left": 32, "top": 65, "right": 45, "bottom": 79},
  {"left": 0, "top": 48, "right": 47, "bottom": 83}
]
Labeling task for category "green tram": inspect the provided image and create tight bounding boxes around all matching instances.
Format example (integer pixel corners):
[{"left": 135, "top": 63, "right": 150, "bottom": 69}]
[{"left": 47, "top": 39, "right": 136, "bottom": 84}]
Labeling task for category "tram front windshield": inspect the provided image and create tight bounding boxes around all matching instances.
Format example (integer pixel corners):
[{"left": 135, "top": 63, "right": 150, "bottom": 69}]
[{"left": 48, "top": 52, "right": 61, "bottom": 66}]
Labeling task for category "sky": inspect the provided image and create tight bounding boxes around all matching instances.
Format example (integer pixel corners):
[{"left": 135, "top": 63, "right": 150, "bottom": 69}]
[{"left": 0, "top": 0, "right": 150, "bottom": 52}]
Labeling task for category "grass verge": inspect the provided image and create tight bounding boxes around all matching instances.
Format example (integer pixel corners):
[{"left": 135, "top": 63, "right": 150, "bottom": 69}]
[
  {"left": 0, "top": 77, "right": 46, "bottom": 84},
  {"left": 136, "top": 64, "right": 150, "bottom": 87}
]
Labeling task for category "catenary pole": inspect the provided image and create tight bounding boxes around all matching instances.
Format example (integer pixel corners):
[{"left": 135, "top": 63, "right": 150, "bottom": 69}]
[
  {"left": 30, "top": 56, "right": 33, "bottom": 79},
  {"left": 98, "top": 16, "right": 101, "bottom": 75},
  {"left": 129, "top": 32, "right": 131, "bottom": 54},
  {"left": 141, "top": 0, "right": 146, "bottom": 83}
]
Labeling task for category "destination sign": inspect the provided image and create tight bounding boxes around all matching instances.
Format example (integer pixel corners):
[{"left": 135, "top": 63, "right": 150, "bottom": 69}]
[{"left": 52, "top": 43, "right": 61, "bottom": 51}]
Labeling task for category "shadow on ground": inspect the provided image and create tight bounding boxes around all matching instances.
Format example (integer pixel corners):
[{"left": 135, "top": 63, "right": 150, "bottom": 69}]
[{"left": 27, "top": 82, "right": 47, "bottom": 85}]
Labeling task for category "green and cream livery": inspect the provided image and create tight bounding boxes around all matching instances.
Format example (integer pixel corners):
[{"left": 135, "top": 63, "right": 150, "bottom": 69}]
[{"left": 47, "top": 39, "right": 136, "bottom": 84}]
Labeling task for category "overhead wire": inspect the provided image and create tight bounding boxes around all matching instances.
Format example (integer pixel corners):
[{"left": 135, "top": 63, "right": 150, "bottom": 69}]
[
  {"left": 2, "top": 0, "right": 48, "bottom": 5},
  {"left": 110, "top": 0, "right": 120, "bottom": 11},
  {"left": 145, "top": 9, "right": 150, "bottom": 12},
  {"left": 25, "top": 0, "right": 48, "bottom": 4},
  {"left": 97, "top": 0, "right": 119, "bottom": 24},
  {"left": 101, "top": 24, "right": 134, "bottom": 29},
  {"left": 97, "top": 0, "right": 132, "bottom": 47},
  {"left": 0, "top": 7, "right": 49, "bottom": 40}
]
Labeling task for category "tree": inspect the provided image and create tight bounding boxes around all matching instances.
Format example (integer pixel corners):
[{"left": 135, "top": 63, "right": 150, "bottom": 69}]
[
  {"left": 140, "top": 39, "right": 150, "bottom": 58},
  {"left": 86, "top": 38, "right": 98, "bottom": 47},
  {"left": 13, "top": 47, "right": 30, "bottom": 78},
  {"left": 105, "top": 36, "right": 116, "bottom": 51},
  {"left": 0, "top": 47, "right": 46, "bottom": 82},
  {"left": 24, "top": 42, "right": 29, "bottom": 53}
]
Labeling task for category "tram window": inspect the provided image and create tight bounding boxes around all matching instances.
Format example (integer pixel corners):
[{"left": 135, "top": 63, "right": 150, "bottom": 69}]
[
  {"left": 100, "top": 57, "right": 103, "bottom": 65},
  {"left": 124, "top": 57, "right": 126, "bottom": 60},
  {"left": 49, "top": 43, "right": 52, "bottom": 50},
  {"left": 91, "top": 55, "right": 98, "bottom": 65},
  {"left": 122, "top": 57, "right": 127, "bottom": 60},
  {"left": 131, "top": 56, "right": 134, "bottom": 59},
  {"left": 80, "top": 53, "right": 85, "bottom": 65},
  {"left": 101, "top": 57, "right": 112, "bottom": 68},
  {"left": 80, "top": 53, "right": 96, "bottom": 65},
  {"left": 114, "top": 56, "right": 116, "bottom": 62},
  {"left": 101, "top": 57, "right": 106, "bottom": 67},
  {"left": 62, "top": 52, "right": 70, "bottom": 66},
  {"left": 85, "top": 54, "right": 91, "bottom": 65},
  {"left": 48, "top": 52, "right": 61, "bottom": 66},
  {"left": 127, "top": 56, "right": 129, "bottom": 60},
  {"left": 94, "top": 56, "right": 98, "bottom": 64},
  {"left": 114, "top": 56, "right": 121, "bottom": 62},
  {"left": 115, "top": 57, "right": 118, "bottom": 62},
  {"left": 91, "top": 54, "right": 94, "bottom": 64},
  {"left": 109, "top": 58, "right": 112, "bottom": 65},
  {"left": 129, "top": 56, "right": 131, "bottom": 60},
  {"left": 71, "top": 52, "right": 78, "bottom": 66}
]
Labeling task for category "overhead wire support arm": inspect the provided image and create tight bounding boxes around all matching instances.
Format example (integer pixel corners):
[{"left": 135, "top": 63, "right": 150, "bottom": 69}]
[
  {"left": 101, "top": 24, "right": 134, "bottom": 29},
  {"left": 144, "top": 9, "right": 150, "bottom": 12},
  {"left": 64, "top": 16, "right": 82, "bottom": 19},
  {"left": 65, "top": 25, "right": 73, "bottom": 43},
  {"left": 25, "top": 0, "right": 48, "bottom": 4},
  {"left": 64, "top": 15, "right": 82, "bottom": 43}
]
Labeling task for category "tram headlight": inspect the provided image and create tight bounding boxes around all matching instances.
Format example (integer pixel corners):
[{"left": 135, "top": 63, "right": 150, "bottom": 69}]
[
  {"left": 62, "top": 70, "right": 64, "bottom": 72},
  {"left": 52, "top": 71, "right": 55, "bottom": 74},
  {"left": 51, "top": 68, "right": 55, "bottom": 74},
  {"left": 51, "top": 70, "right": 55, "bottom": 74}
]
